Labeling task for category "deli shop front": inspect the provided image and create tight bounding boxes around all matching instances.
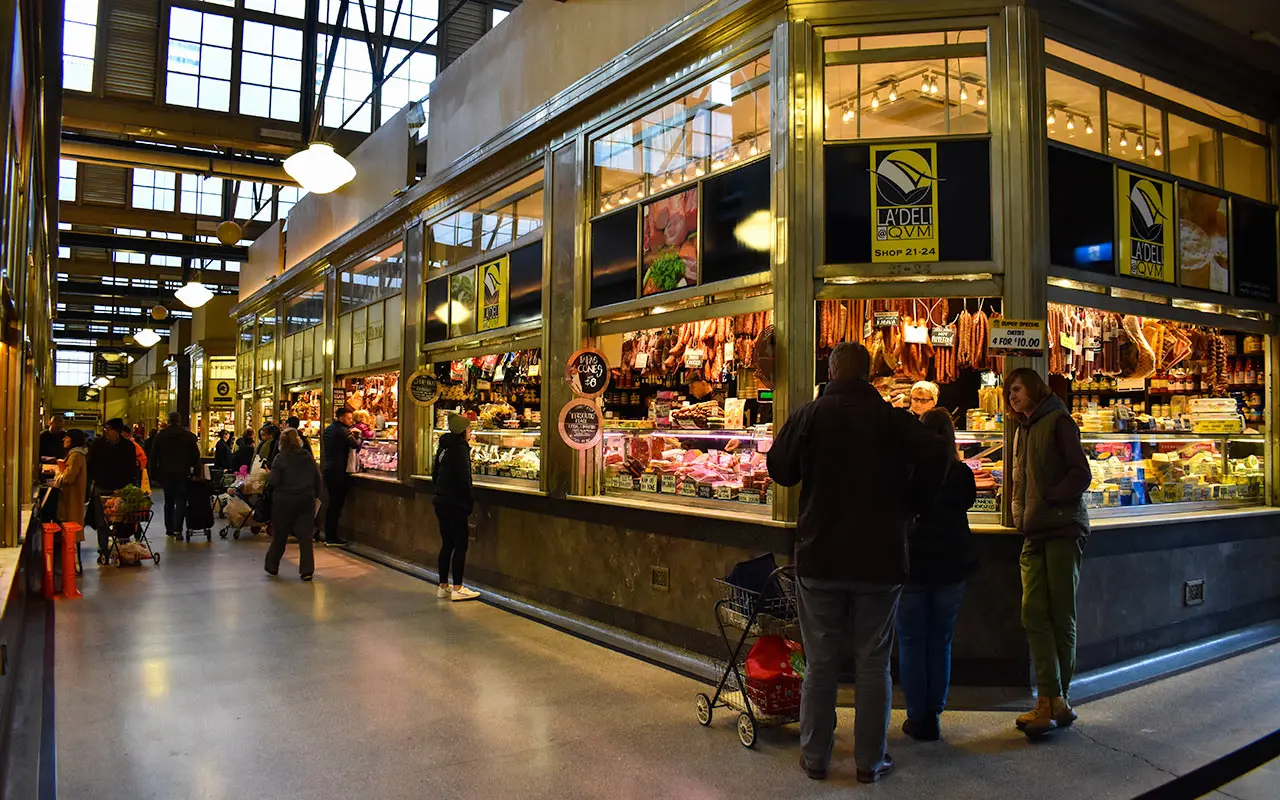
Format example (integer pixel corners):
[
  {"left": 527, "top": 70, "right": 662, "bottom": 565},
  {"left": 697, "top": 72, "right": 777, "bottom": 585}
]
[{"left": 231, "top": 0, "right": 1280, "bottom": 689}]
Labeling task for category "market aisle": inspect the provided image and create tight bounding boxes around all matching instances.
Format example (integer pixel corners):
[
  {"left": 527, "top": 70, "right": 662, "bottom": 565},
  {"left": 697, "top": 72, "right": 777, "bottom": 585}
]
[{"left": 55, "top": 525, "right": 1279, "bottom": 800}]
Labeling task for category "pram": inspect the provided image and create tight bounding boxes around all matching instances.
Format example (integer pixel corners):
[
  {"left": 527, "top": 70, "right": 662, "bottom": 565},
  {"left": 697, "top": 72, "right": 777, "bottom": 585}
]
[
  {"left": 219, "top": 481, "right": 267, "bottom": 540},
  {"left": 96, "top": 494, "right": 159, "bottom": 566}
]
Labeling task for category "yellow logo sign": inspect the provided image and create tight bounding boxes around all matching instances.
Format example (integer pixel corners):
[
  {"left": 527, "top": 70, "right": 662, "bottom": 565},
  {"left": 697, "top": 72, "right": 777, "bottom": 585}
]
[
  {"left": 479, "top": 255, "right": 509, "bottom": 332},
  {"left": 1118, "top": 169, "right": 1175, "bottom": 284},
  {"left": 870, "top": 144, "right": 940, "bottom": 263}
]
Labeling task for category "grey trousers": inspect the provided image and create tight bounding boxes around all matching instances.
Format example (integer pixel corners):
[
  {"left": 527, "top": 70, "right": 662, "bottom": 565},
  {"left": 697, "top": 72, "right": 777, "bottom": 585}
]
[{"left": 797, "top": 577, "right": 902, "bottom": 774}]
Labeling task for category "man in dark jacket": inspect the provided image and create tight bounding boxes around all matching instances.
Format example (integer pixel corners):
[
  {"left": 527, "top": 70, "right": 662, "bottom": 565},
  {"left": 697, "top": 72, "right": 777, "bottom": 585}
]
[
  {"left": 87, "top": 418, "right": 139, "bottom": 559},
  {"left": 285, "top": 416, "right": 310, "bottom": 455},
  {"left": 39, "top": 415, "right": 67, "bottom": 463},
  {"left": 148, "top": 412, "right": 202, "bottom": 538},
  {"left": 320, "top": 408, "right": 359, "bottom": 546},
  {"left": 767, "top": 342, "right": 945, "bottom": 785},
  {"left": 432, "top": 413, "right": 478, "bottom": 601}
]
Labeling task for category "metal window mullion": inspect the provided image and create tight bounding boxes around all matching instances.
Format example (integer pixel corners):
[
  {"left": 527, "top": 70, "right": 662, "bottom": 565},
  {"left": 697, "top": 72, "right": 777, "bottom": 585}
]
[{"left": 1099, "top": 86, "right": 1109, "bottom": 156}]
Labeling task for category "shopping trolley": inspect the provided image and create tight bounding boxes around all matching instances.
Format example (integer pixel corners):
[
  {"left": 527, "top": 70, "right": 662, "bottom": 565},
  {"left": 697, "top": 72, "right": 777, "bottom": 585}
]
[
  {"left": 96, "top": 495, "right": 159, "bottom": 567},
  {"left": 695, "top": 565, "right": 800, "bottom": 748}
]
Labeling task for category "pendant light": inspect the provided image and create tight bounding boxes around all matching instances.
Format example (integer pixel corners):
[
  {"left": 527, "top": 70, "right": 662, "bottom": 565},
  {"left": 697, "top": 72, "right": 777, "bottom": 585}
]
[
  {"left": 1084, "top": 117, "right": 1094, "bottom": 134},
  {"left": 959, "top": 82, "right": 968, "bottom": 102},
  {"left": 283, "top": 142, "right": 357, "bottom": 195},
  {"left": 976, "top": 87, "right": 986, "bottom": 107},
  {"left": 889, "top": 81, "right": 898, "bottom": 102},
  {"left": 176, "top": 279, "right": 215, "bottom": 309},
  {"left": 133, "top": 328, "right": 162, "bottom": 348},
  {"left": 871, "top": 90, "right": 881, "bottom": 110}
]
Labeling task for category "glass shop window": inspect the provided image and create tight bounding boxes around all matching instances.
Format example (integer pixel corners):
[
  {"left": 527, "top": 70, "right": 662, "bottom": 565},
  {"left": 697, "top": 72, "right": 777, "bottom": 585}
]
[
  {"left": 340, "top": 243, "right": 405, "bottom": 314},
  {"left": 1106, "top": 93, "right": 1163, "bottom": 167},
  {"left": 426, "top": 170, "right": 544, "bottom": 270},
  {"left": 825, "top": 30, "right": 988, "bottom": 140},
  {"left": 1045, "top": 70, "right": 1102, "bottom": 153},
  {"left": 1168, "top": 114, "right": 1220, "bottom": 187}
]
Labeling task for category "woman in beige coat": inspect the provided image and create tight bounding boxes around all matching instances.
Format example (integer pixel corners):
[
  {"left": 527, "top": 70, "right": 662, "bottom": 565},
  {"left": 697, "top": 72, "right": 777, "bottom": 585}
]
[{"left": 56, "top": 429, "right": 89, "bottom": 540}]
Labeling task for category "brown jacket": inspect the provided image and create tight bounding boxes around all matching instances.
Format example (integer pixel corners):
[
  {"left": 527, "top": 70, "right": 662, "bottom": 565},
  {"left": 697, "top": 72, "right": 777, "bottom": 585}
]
[{"left": 56, "top": 448, "right": 88, "bottom": 534}]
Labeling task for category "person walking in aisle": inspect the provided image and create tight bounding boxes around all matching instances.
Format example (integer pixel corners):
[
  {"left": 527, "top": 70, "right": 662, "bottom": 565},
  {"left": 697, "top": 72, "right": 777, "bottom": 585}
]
[
  {"left": 256, "top": 424, "right": 280, "bottom": 468},
  {"left": 214, "top": 430, "right": 234, "bottom": 471},
  {"left": 433, "top": 413, "right": 479, "bottom": 601},
  {"left": 264, "top": 429, "right": 321, "bottom": 581},
  {"left": 1005, "top": 368, "right": 1091, "bottom": 736},
  {"left": 897, "top": 408, "right": 978, "bottom": 742},
  {"left": 767, "top": 342, "right": 946, "bottom": 784},
  {"left": 285, "top": 416, "right": 311, "bottom": 454},
  {"left": 87, "top": 419, "right": 138, "bottom": 564},
  {"left": 55, "top": 429, "right": 90, "bottom": 556},
  {"left": 233, "top": 430, "right": 255, "bottom": 472},
  {"left": 320, "top": 408, "right": 360, "bottom": 546},
  {"left": 149, "top": 412, "right": 202, "bottom": 539}
]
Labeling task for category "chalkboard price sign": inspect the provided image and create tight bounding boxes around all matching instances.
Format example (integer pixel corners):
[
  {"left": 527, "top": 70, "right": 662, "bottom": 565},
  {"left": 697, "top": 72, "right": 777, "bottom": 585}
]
[
  {"left": 566, "top": 347, "right": 610, "bottom": 398},
  {"left": 407, "top": 369, "right": 441, "bottom": 407},
  {"left": 557, "top": 398, "right": 604, "bottom": 450}
]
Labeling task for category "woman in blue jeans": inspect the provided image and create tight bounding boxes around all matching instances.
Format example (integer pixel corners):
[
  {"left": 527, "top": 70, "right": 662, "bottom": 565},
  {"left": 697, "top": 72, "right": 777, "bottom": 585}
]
[{"left": 897, "top": 408, "right": 978, "bottom": 741}]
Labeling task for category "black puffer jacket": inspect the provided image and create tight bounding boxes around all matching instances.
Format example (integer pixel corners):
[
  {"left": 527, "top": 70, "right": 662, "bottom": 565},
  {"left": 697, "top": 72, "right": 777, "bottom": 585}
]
[
  {"left": 767, "top": 379, "right": 947, "bottom": 584},
  {"left": 87, "top": 437, "right": 138, "bottom": 495},
  {"left": 907, "top": 460, "right": 979, "bottom": 585},
  {"left": 432, "top": 433, "right": 473, "bottom": 513}
]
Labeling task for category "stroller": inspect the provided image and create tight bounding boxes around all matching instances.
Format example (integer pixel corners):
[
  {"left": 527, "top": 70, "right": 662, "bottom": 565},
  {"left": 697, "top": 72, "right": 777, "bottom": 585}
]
[
  {"left": 183, "top": 476, "right": 215, "bottom": 541},
  {"left": 219, "top": 484, "right": 267, "bottom": 540}
]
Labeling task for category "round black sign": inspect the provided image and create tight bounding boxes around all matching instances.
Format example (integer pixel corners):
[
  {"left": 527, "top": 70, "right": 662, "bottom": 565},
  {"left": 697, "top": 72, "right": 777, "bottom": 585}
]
[
  {"left": 407, "top": 370, "right": 440, "bottom": 406},
  {"left": 558, "top": 399, "right": 603, "bottom": 450},
  {"left": 216, "top": 381, "right": 232, "bottom": 397},
  {"left": 567, "top": 348, "right": 610, "bottom": 398}
]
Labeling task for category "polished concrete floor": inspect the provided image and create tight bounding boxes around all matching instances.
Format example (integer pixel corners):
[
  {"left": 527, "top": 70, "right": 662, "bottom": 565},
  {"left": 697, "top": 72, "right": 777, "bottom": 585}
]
[{"left": 55, "top": 521, "right": 1280, "bottom": 799}]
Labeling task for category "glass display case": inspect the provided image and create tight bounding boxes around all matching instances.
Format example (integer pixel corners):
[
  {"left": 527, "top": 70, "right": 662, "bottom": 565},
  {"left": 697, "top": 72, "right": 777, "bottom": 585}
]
[
  {"left": 957, "top": 429, "right": 1004, "bottom": 524},
  {"left": 285, "top": 384, "right": 323, "bottom": 462},
  {"left": 341, "top": 371, "right": 400, "bottom": 479},
  {"left": 358, "top": 439, "right": 400, "bottom": 475},
  {"left": 602, "top": 426, "right": 774, "bottom": 515},
  {"left": 430, "top": 348, "right": 543, "bottom": 488},
  {"left": 1080, "top": 433, "right": 1266, "bottom": 513}
]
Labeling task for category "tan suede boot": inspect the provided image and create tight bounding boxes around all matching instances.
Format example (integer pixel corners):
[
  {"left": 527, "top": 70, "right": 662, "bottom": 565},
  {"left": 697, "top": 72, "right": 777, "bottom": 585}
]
[
  {"left": 1015, "top": 696, "right": 1054, "bottom": 732},
  {"left": 1052, "top": 696, "right": 1077, "bottom": 727}
]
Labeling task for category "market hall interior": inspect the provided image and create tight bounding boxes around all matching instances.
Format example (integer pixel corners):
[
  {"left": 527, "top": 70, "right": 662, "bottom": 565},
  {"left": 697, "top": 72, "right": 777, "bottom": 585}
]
[{"left": 1, "top": 0, "right": 1280, "bottom": 796}]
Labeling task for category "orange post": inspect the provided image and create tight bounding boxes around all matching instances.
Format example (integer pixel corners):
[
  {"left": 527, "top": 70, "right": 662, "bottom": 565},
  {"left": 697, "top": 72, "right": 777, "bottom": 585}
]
[
  {"left": 60, "top": 524, "right": 83, "bottom": 599},
  {"left": 41, "top": 523, "right": 60, "bottom": 600}
]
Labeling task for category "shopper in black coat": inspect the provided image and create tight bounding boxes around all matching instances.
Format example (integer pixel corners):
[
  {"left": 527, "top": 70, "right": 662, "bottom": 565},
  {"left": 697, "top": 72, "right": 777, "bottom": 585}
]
[
  {"left": 264, "top": 429, "right": 322, "bottom": 581},
  {"left": 897, "top": 408, "right": 977, "bottom": 742},
  {"left": 149, "top": 412, "right": 202, "bottom": 538},
  {"left": 213, "top": 431, "right": 234, "bottom": 471},
  {"left": 320, "top": 409, "right": 360, "bottom": 546},
  {"left": 87, "top": 418, "right": 139, "bottom": 559},
  {"left": 433, "top": 413, "right": 478, "bottom": 601}
]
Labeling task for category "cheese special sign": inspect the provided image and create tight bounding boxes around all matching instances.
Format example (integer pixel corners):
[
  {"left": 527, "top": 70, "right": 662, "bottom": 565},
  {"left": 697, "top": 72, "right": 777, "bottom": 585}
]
[
  {"left": 479, "top": 255, "right": 509, "bottom": 332},
  {"left": 870, "top": 143, "right": 940, "bottom": 263},
  {"left": 1118, "top": 169, "right": 1175, "bottom": 284}
]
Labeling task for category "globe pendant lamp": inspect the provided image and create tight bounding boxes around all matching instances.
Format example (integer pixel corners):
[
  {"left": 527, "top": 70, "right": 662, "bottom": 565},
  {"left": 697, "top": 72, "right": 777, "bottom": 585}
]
[
  {"left": 284, "top": 142, "right": 357, "bottom": 194},
  {"left": 175, "top": 280, "right": 214, "bottom": 309},
  {"left": 133, "top": 328, "right": 162, "bottom": 348}
]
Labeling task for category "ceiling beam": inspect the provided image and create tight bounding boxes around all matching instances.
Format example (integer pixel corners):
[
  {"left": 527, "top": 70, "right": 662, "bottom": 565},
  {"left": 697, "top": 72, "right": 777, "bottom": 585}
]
[
  {"left": 56, "top": 259, "right": 239, "bottom": 285},
  {"left": 61, "top": 138, "right": 295, "bottom": 185},
  {"left": 61, "top": 231, "right": 247, "bottom": 260},
  {"left": 56, "top": 310, "right": 177, "bottom": 327},
  {"left": 59, "top": 203, "right": 272, "bottom": 239},
  {"left": 52, "top": 343, "right": 154, "bottom": 356},
  {"left": 57, "top": 280, "right": 237, "bottom": 301}
]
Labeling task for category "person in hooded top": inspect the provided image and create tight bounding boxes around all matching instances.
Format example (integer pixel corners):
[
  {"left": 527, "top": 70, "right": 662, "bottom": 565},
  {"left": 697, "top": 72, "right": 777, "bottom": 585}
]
[
  {"left": 432, "top": 413, "right": 479, "bottom": 602},
  {"left": 1004, "top": 367, "right": 1091, "bottom": 737}
]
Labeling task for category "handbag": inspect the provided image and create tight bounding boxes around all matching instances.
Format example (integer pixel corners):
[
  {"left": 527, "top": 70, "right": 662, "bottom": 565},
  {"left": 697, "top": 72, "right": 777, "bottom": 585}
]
[
  {"left": 253, "top": 486, "right": 274, "bottom": 523},
  {"left": 345, "top": 445, "right": 361, "bottom": 474}
]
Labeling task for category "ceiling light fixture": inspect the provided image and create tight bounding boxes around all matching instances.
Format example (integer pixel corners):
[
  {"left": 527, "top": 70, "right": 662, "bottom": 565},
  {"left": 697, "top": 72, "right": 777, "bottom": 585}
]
[
  {"left": 959, "top": 83, "right": 968, "bottom": 102},
  {"left": 929, "top": 76, "right": 939, "bottom": 95},
  {"left": 921, "top": 73, "right": 931, "bottom": 94},
  {"left": 1047, "top": 107, "right": 1057, "bottom": 126},
  {"left": 748, "top": 139, "right": 759, "bottom": 156},
  {"left": 1154, "top": 143, "right": 1163, "bottom": 157},
  {"left": 871, "top": 91, "right": 881, "bottom": 110},
  {"left": 889, "top": 82, "right": 898, "bottom": 102},
  {"left": 175, "top": 280, "right": 214, "bottom": 309},
  {"left": 283, "top": 142, "right": 357, "bottom": 195},
  {"left": 93, "top": 376, "right": 110, "bottom": 388},
  {"left": 133, "top": 328, "right": 162, "bottom": 348},
  {"left": 1135, "top": 136, "right": 1144, "bottom": 152},
  {"left": 1066, "top": 114, "right": 1075, "bottom": 130},
  {"left": 977, "top": 87, "right": 985, "bottom": 107},
  {"left": 1084, "top": 117, "right": 1094, "bottom": 134},
  {"left": 1119, "top": 130, "right": 1129, "bottom": 148}
]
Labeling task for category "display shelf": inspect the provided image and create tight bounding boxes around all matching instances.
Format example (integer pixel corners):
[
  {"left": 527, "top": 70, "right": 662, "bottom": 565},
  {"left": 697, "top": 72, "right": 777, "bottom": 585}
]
[{"left": 604, "top": 485, "right": 772, "bottom": 515}]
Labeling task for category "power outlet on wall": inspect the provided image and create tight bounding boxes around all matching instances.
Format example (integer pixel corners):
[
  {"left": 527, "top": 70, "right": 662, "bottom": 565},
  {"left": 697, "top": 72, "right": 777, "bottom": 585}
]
[
  {"left": 651, "top": 566, "right": 670, "bottom": 592},
  {"left": 1184, "top": 579, "right": 1205, "bottom": 607}
]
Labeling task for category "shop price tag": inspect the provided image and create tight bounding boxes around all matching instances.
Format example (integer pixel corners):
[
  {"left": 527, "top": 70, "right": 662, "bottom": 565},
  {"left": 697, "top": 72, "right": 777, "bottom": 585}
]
[
  {"left": 1085, "top": 349, "right": 1095, "bottom": 362},
  {"left": 765, "top": 483, "right": 774, "bottom": 506},
  {"left": 863, "top": 318, "right": 873, "bottom": 339},
  {"left": 723, "top": 340, "right": 734, "bottom": 362},
  {"left": 904, "top": 324, "right": 929, "bottom": 344},
  {"left": 557, "top": 398, "right": 604, "bottom": 450},
  {"left": 660, "top": 474, "right": 677, "bottom": 493},
  {"left": 640, "top": 473, "right": 659, "bottom": 493},
  {"left": 566, "top": 348, "right": 609, "bottom": 398},
  {"left": 407, "top": 370, "right": 441, "bottom": 407},
  {"left": 634, "top": 352, "right": 649, "bottom": 370},
  {"left": 930, "top": 327, "right": 956, "bottom": 347},
  {"left": 988, "top": 318, "right": 1046, "bottom": 356},
  {"left": 738, "top": 489, "right": 761, "bottom": 504},
  {"left": 528, "top": 363, "right": 540, "bottom": 378},
  {"left": 714, "top": 485, "right": 735, "bottom": 501},
  {"left": 697, "top": 483, "right": 715, "bottom": 499},
  {"left": 1059, "top": 332, "right": 1077, "bottom": 351},
  {"left": 874, "top": 311, "right": 900, "bottom": 328},
  {"left": 683, "top": 348, "right": 705, "bottom": 369},
  {"left": 680, "top": 481, "right": 698, "bottom": 497}
]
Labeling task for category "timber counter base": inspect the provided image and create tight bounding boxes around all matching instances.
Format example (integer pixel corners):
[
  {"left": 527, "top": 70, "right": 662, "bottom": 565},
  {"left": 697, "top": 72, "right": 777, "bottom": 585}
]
[{"left": 338, "top": 479, "right": 1280, "bottom": 689}]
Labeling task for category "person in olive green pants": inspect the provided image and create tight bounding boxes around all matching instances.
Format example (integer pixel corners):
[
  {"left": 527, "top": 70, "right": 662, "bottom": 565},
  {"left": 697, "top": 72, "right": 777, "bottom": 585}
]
[{"left": 1005, "top": 368, "right": 1091, "bottom": 735}]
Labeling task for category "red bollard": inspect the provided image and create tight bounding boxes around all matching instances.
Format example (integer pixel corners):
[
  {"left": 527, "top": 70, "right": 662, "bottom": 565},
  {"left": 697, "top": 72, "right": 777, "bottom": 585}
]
[
  {"left": 60, "top": 524, "right": 83, "bottom": 599},
  {"left": 41, "top": 523, "right": 60, "bottom": 600}
]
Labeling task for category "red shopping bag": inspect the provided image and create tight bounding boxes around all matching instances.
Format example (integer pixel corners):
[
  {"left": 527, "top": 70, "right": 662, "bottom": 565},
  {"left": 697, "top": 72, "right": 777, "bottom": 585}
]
[{"left": 744, "top": 635, "right": 804, "bottom": 715}]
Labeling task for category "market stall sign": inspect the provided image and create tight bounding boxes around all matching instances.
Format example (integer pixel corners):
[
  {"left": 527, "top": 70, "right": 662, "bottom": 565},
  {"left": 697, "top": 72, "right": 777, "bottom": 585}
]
[
  {"left": 1117, "top": 169, "right": 1175, "bottom": 284},
  {"left": 557, "top": 398, "right": 604, "bottom": 450},
  {"left": 930, "top": 327, "right": 956, "bottom": 347},
  {"left": 333, "top": 387, "right": 348, "bottom": 411},
  {"left": 479, "top": 255, "right": 510, "bottom": 332},
  {"left": 873, "top": 311, "right": 900, "bottom": 328},
  {"left": 77, "top": 385, "right": 100, "bottom": 403},
  {"left": 988, "top": 318, "right": 1045, "bottom": 356},
  {"left": 211, "top": 378, "right": 236, "bottom": 407},
  {"left": 566, "top": 347, "right": 610, "bottom": 398},
  {"left": 407, "top": 369, "right": 441, "bottom": 406},
  {"left": 93, "top": 354, "right": 129, "bottom": 378},
  {"left": 870, "top": 143, "right": 940, "bottom": 263}
]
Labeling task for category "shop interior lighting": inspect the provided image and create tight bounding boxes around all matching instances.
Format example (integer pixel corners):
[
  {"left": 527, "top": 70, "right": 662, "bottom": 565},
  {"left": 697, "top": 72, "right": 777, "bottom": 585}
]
[
  {"left": 959, "top": 82, "right": 968, "bottom": 102},
  {"left": 175, "top": 280, "right": 214, "bottom": 309},
  {"left": 93, "top": 376, "right": 110, "bottom": 388},
  {"left": 1066, "top": 114, "right": 1075, "bottom": 130},
  {"left": 871, "top": 90, "right": 881, "bottom": 110},
  {"left": 748, "top": 139, "right": 759, "bottom": 156},
  {"left": 976, "top": 87, "right": 985, "bottom": 106},
  {"left": 1119, "top": 129, "right": 1129, "bottom": 148},
  {"left": 921, "top": 73, "right": 931, "bottom": 94},
  {"left": 132, "top": 328, "right": 162, "bottom": 348},
  {"left": 841, "top": 102, "right": 855, "bottom": 123},
  {"left": 1047, "top": 276, "right": 1107, "bottom": 294},
  {"left": 1084, "top": 117, "right": 1094, "bottom": 134},
  {"left": 1154, "top": 142, "right": 1163, "bottom": 157},
  {"left": 889, "top": 82, "right": 898, "bottom": 102},
  {"left": 283, "top": 142, "right": 356, "bottom": 195},
  {"left": 929, "top": 75, "right": 940, "bottom": 95},
  {"left": 731, "top": 146, "right": 741, "bottom": 163},
  {"left": 695, "top": 163, "right": 705, "bottom": 177},
  {"left": 1046, "top": 106, "right": 1057, "bottom": 126},
  {"left": 1135, "top": 133, "right": 1144, "bottom": 152}
]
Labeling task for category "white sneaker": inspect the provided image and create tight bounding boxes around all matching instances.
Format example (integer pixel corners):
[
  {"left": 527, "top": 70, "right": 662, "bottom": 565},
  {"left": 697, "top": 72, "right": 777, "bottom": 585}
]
[
  {"left": 450, "top": 586, "right": 480, "bottom": 602},
  {"left": 436, "top": 584, "right": 452, "bottom": 599}
]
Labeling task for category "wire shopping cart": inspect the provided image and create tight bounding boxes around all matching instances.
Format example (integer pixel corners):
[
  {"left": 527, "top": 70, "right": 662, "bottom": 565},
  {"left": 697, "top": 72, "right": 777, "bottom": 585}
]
[
  {"left": 96, "top": 495, "right": 159, "bottom": 567},
  {"left": 695, "top": 565, "right": 800, "bottom": 748}
]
